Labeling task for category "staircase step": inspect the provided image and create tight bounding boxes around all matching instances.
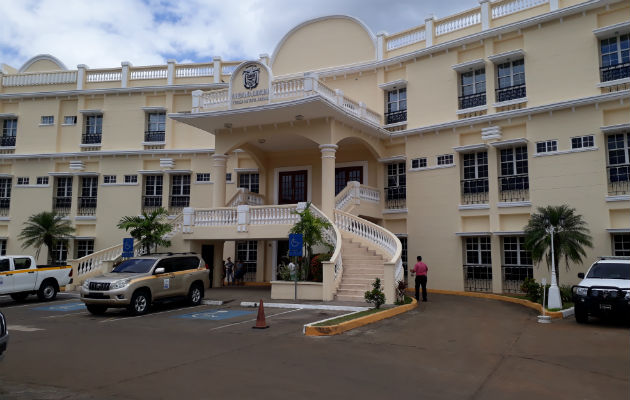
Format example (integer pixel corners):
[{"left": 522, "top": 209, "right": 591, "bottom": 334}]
[
  {"left": 337, "top": 288, "right": 367, "bottom": 296},
  {"left": 341, "top": 278, "right": 376, "bottom": 285},
  {"left": 342, "top": 259, "right": 385, "bottom": 265},
  {"left": 336, "top": 294, "right": 366, "bottom": 302}
]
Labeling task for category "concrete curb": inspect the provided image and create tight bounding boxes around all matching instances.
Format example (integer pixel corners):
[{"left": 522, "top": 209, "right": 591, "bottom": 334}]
[
  {"left": 406, "top": 288, "right": 574, "bottom": 319},
  {"left": 240, "top": 301, "right": 368, "bottom": 312},
  {"left": 303, "top": 298, "right": 418, "bottom": 336}
]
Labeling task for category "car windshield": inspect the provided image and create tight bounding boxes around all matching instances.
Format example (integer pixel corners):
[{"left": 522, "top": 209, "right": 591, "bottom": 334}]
[
  {"left": 586, "top": 262, "right": 630, "bottom": 280},
  {"left": 111, "top": 259, "right": 157, "bottom": 273}
]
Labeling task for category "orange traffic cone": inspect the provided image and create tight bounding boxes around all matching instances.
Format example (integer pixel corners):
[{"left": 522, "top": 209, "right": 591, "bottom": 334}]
[{"left": 252, "top": 299, "right": 269, "bottom": 329}]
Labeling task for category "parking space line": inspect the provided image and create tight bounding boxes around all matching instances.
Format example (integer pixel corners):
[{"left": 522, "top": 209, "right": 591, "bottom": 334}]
[
  {"left": 42, "top": 312, "right": 87, "bottom": 319},
  {"left": 0, "top": 298, "right": 79, "bottom": 309},
  {"left": 208, "top": 309, "right": 300, "bottom": 331},
  {"left": 99, "top": 305, "right": 205, "bottom": 323}
]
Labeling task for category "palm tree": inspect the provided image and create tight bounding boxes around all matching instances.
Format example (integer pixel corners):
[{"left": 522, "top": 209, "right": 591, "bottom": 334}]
[
  {"left": 19, "top": 211, "right": 75, "bottom": 264},
  {"left": 524, "top": 205, "right": 593, "bottom": 285},
  {"left": 117, "top": 207, "right": 172, "bottom": 254},
  {"left": 289, "top": 203, "right": 332, "bottom": 280}
]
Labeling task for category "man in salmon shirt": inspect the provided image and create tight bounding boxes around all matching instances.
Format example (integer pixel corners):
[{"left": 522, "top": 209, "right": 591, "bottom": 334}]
[{"left": 412, "top": 256, "right": 428, "bottom": 302}]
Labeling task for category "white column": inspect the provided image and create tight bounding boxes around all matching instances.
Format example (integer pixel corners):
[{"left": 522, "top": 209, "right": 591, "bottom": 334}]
[
  {"left": 212, "top": 154, "right": 228, "bottom": 207},
  {"left": 376, "top": 31, "right": 386, "bottom": 60},
  {"left": 213, "top": 56, "right": 222, "bottom": 84},
  {"left": 479, "top": 0, "right": 490, "bottom": 30},
  {"left": 167, "top": 59, "right": 176, "bottom": 85},
  {"left": 549, "top": 0, "right": 559, "bottom": 11},
  {"left": 121, "top": 61, "right": 131, "bottom": 88},
  {"left": 183, "top": 207, "right": 194, "bottom": 233},
  {"left": 259, "top": 53, "right": 269, "bottom": 65},
  {"left": 76, "top": 64, "right": 87, "bottom": 90},
  {"left": 319, "top": 144, "right": 338, "bottom": 218},
  {"left": 425, "top": 16, "right": 435, "bottom": 47},
  {"left": 192, "top": 90, "right": 203, "bottom": 113}
]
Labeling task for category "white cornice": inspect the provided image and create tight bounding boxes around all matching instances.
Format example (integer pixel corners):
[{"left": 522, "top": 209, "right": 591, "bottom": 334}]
[
  {"left": 493, "top": 230, "right": 526, "bottom": 236},
  {"left": 488, "top": 49, "right": 525, "bottom": 64},
  {"left": 453, "top": 143, "right": 488, "bottom": 153},
  {"left": 490, "top": 138, "right": 528, "bottom": 148},
  {"left": 0, "top": 148, "right": 214, "bottom": 160},
  {"left": 378, "top": 79, "right": 407, "bottom": 91},
  {"left": 378, "top": 155, "right": 406, "bottom": 163},
  {"left": 593, "top": 20, "right": 630, "bottom": 38},
  {"left": 606, "top": 228, "right": 630, "bottom": 233},
  {"left": 452, "top": 59, "right": 485, "bottom": 72},
  {"left": 601, "top": 123, "right": 630, "bottom": 133},
  {"left": 455, "top": 231, "right": 492, "bottom": 236}
]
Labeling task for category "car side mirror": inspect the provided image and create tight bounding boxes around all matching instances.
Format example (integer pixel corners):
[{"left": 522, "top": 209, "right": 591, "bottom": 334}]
[
  {"left": 154, "top": 267, "right": 165, "bottom": 275},
  {"left": 577, "top": 273, "right": 585, "bottom": 279}
]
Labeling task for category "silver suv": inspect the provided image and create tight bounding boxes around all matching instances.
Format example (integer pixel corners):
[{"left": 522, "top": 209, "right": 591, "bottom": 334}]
[{"left": 81, "top": 253, "right": 209, "bottom": 315}]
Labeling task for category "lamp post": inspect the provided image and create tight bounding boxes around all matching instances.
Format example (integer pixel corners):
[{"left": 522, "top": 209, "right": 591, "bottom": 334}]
[{"left": 545, "top": 217, "right": 563, "bottom": 310}]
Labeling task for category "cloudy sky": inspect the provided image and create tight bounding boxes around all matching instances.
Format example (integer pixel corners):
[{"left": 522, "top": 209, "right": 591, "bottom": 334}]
[{"left": 1, "top": 0, "right": 476, "bottom": 70}]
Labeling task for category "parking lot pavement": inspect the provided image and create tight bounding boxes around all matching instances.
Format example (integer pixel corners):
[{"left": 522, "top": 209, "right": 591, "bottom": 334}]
[{"left": 0, "top": 292, "right": 628, "bottom": 399}]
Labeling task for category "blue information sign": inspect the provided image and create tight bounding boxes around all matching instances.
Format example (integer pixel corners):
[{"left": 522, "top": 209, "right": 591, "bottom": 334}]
[
  {"left": 122, "top": 238, "right": 134, "bottom": 258},
  {"left": 288, "top": 234, "right": 303, "bottom": 257}
]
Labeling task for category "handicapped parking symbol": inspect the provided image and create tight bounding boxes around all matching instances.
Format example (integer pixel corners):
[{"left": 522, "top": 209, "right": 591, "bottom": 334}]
[
  {"left": 177, "top": 310, "right": 255, "bottom": 321},
  {"left": 33, "top": 303, "right": 86, "bottom": 312}
]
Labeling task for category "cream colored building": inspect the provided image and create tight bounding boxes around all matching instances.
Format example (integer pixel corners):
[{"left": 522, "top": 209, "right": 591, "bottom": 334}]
[{"left": 0, "top": 0, "right": 628, "bottom": 303}]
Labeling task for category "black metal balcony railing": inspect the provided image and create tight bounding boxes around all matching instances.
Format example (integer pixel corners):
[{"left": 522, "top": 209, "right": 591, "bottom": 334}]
[
  {"left": 142, "top": 195, "right": 162, "bottom": 212},
  {"left": 458, "top": 92, "right": 486, "bottom": 110},
  {"left": 502, "top": 264, "right": 533, "bottom": 294},
  {"left": 461, "top": 178, "right": 489, "bottom": 204},
  {"left": 495, "top": 84, "right": 526, "bottom": 103},
  {"left": 463, "top": 264, "right": 493, "bottom": 293},
  {"left": 144, "top": 131, "right": 165, "bottom": 142},
  {"left": 0, "top": 198, "right": 9, "bottom": 216},
  {"left": 81, "top": 134, "right": 102, "bottom": 145},
  {"left": 384, "top": 109, "right": 407, "bottom": 125},
  {"left": 169, "top": 195, "right": 190, "bottom": 211},
  {"left": 0, "top": 136, "right": 16, "bottom": 147},
  {"left": 385, "top": 186, "right": 406, "bottom": 209},
  {"left": 608, "top": 164, "right": 630, "bottom": 196},
  {"left": 600, "top": 62, "right": 630, "bottom": 83},
  {"left": 78, "top": 197, "right": 97, "bottom": 216},
  {"left": 498, "top": 174, "right": 530, "bottom": 202},
  {"left": 53, "top": 197, "right": 71, "bottom": 215}
]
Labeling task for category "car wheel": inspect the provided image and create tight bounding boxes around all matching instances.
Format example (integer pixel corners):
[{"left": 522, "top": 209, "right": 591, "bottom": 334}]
[
  {"left": 86, "top": 305, "right": 108, "bottom": 315},
  {"left": 187, "top": 283, "right": 203, "bottom": 306},
  {"left": 10, "top": 292, "right": 29, "bottom": 302},
  {"left": 128, "top": 290, "right": 151, "bottom": 316},
  {"left": 37, "top": 280, "right": 58, "bottom": 301},
  {"left": 574, "top": 305, "right": 588, "bottom": 324}
]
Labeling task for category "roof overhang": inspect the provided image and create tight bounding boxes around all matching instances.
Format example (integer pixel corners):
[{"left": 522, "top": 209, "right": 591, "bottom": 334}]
[{"left": 169, "top": 95, "right": 387, "bottom": 139}]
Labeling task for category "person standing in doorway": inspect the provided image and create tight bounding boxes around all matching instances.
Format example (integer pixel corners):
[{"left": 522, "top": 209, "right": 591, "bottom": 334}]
[
  {"left": 412, "top": 256, "right": 428, "bottom": 302},
  {"left": 225, "top": 257, "right": 234, "bottom": 286}
]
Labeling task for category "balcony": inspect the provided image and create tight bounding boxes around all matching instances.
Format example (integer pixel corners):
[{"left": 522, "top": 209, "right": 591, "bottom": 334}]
[
  {"left": 495, "top": 84, "right": 526, "bottom": 103},
  {"left": 53, "top": 197, "right": 72, "bottom": 216},
  {"left": 81, "top": 134, "right": 102, "bottom": 145},
  {"left": 384, "top": 109, "right": 407, "bottom": 125},
  {"left": 601, "top": 63, "right": 630, "bottom": 83},
  {"left": 608, "top": 164, "right": 629, "bottom": 196},
  {"left": 78, "top": 197, "right": 97, "bottom": 216},
  {"left": 463, "top": 264, "right": 492, "bottom": 293},
  {"left": 458, "top": 92, "right": 486, "bottom": 110},
  {"left": 461, "top": 178, "right": 489, "bottom": 204},
  {"left": 169, "top": 195, "right": 190, "bottom": 214},
  {"left": 502, "top": 264, "right": 533, "bottom": 294},
  {"left": 385, "top": 186, "right": 406, "bottom": 209},
  {"left": 144, "top": 131, "right": 165, "bottom": 142},
  {"left": 498, "top": 174, "right": 529, "bottom": 202},
  {"left": 0, "top": 198, "right": 9, "bottom": 216},
  {"left": 0, "top": 136, "right": 16, "bottom": 147},
  {"left": 142, "top": 195, "right": 162, "bottom": 213}
]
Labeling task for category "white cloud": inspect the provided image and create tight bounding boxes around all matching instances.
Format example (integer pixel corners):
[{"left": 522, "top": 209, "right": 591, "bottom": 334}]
[{"left": 0, "top": 0, "right": 475, "bottom": 70}]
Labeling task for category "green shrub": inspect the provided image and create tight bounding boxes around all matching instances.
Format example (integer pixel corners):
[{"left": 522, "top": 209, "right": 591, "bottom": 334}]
[
  {"left": 365, "top": 278, "right": 386, "bottom": 309},
  {"left": 394, "top": 279, "right": 407, "bottom": 305},
  {"left": 520, "top": 277, "right": 541, "bottom": 303}
]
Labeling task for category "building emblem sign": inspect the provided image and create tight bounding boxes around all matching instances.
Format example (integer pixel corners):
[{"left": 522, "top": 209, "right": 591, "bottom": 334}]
[{"left": 231, "top": 61, "right": 271, "bottom": 109}]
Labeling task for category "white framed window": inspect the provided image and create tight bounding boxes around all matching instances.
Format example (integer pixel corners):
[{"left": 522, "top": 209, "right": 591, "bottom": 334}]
[
  {"left": 16, "top": 177, "right": 29, "bottom": 185},
  {"left": 612, "top": 234, "right": 630, "bottom": 257},
  {"left": 385, "top": 88, "right": 407, "bottom": 124},
  {"left": 124, "top": 175, "right": 138, "bottom": 184},
  {"left": 76, "top": 239, "right": 94, "bottom": 259},
  {"left": 571, "top": 135, "right": 595, "bottom": 150},
  {"left": 103, "top": 175, "right": 117, "bottom": 184},
  {"left": 600, "top": 34, "right": 630, "bottom": 82},
  {"left": 411, "top": 158, "right": 427, "bottom": 169},
  {"left": 437, "top": 154, "right": 454, "bottom": 166},
  {"left": 0, "top": 178, "right": 12, "bottom": 213},
  {"left": 36, "top": 176, "right": 49, "bottom": 185},
  {"left": 459, "top": 68, "right": 486, "bottom": 109},
  {"left": 145, "top": 112, "right": 166, "bottom": 142},
  {"left": 40, "top": 116, "right": 54, "bottom": 125},
  {"left": 238, "top": 173, "right": 259, "bottom": 193},
  {"left": 196, "top": 173, "right": 211, "bottom": 182},
  {"left": 63, "top": 116, "right": 77, "bottom": 125},
  {"left": 496, "top": 59, "right": 526, "bottom": 102},
  {"left": 2, "top": 118, "right": 17, "bottom": 147},
  {"left": 51, "top": 241, "right": 68, "bottom": 264},
  {"left": 536, "top": 140, "right": 558, "bottom": 154}
]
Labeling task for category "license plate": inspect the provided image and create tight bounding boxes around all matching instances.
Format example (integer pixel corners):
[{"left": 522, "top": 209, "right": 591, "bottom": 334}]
[{"left": 599, "top": 304, "right": 612, "bottom": 311}]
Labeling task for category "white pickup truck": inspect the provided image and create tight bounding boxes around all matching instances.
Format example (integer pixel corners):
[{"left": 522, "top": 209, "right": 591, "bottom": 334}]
[{"left": 0, "top": 255, "right": 72, "bottom": 301}]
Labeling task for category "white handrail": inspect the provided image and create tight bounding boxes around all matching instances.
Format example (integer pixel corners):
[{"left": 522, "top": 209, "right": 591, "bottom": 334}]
[
  {"left": 227, "top": 187, "right": 265, "bottom": 207},
  {"left": 492, "top": 0, "right": 548, "bottom": 19},
  {"left": 334, "top": 181, "right": 381, "bottom": 212},
  {"left": 193, "top": 208, "right": 238, "bottom": 226},
  {"left": 386, "top": 28, "right": 426, "bottom": 51},
  {"left": 250, "top": 205, "right": 300, "bottom": 225},
  {"left": 310, "top": 205, "right": 343, "bottom": 292},
  {"left": 2, "top": 71, "right": 77, "bottom": 87}
]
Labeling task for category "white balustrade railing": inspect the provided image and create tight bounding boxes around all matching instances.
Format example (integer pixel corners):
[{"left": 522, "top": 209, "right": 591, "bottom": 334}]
[
  {"left": 130, "top": 67, "right": 168, "bottom": 80},
  {"left": 359, "top": 185, "right": 380, "bottom": 203},
  {"left": 227, "top": 188, "right": 265, "bottom": 207},
  {"left": 335, "top": 182, "right": 381, "bottom": 212},
  {"left": 310, "top": 205, "right": 343, "bottom": 290},
  {"left": 2, "top": 71, "right": 77, "bottom": 87},
  {"left": 315, "top": 81, "right": 337, "bottom": 103},
  {"left": 492, "top": 0, "right": 548, "bottom": 19},
  {"left": 197, "top": 89, "right": 229, "bottom": 110},
  {"left": 435, "top": 11, "right": 481, "bottom": 36},
  {"left": 175, "top": 65, "right": 214, "bottom": 78},
  {"left": 86, "top": 70, "right": 122, "bottom": 82},
  {"left": 386, "top": 28, "right": 426, "bottom": 51},
  {"left": 193, "top": 208, "right": 238, "bottom": 226},
  {"left": 250, "top": 205, "right": 300, "bottom": 225},
  {"left": 272, "top": 78, "right": 306, "bottom": 99},
  {"left": 221, "top": 65, "right": 238, "bottom": 75},
  {"left": 335, "top": 184, "right": 354, "bottom": 211}
]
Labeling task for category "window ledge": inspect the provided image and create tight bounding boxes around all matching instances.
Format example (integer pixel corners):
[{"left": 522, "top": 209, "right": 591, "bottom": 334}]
[
  {"left": 383, "top": 121, "right": 407, "bottom": 129},
  {"left": 597, "top": 78, "right": 630, "bottom": 88},
  {"left": 382, "top": 208, "right": 408, "bottom": 214},
  {"left": 195, "top": 181, "right": 212, "bottom": 184},
  {"left": 0, "top": 146, "right": 16, "bottom": 150},
  {"left": 409, "top": 163, "right": 456, "bottom": 172},
  {"left": 15, "top": 184, "right": 50, "bottom": 188},
  {"left": 456, "top": 105, "right": 487, "bottom": 115},
  {"left": 606, "top": 195, "right": 630, "bottom": 202},
  {"left": 61, "top": 123, "right": 76, "bottom": 127},
  {"left": 75, "top": 216, "right": 96, "bottom": 221},
  {"left": 459, "top": 204, "right": 490, "bottom": 210},
  {"left": 142, "top": 141, "right": 166, "bottom": 146},
  {"left": 533, "top": 147, "right": 598, "bottom": 157},
  {"left": 80, "top": 143, "right": 101, "bottom": 148},
  {"left": 493, "top": 97, "right": 528, "bottom": 108},
  {"left": 497, "top": 201, "right": 531, "bottom": 208},
  {"left": 101, "top": 183, "right": 139, "bottom": 186},
  {"left": 0, "top": 217, "right": 10, "bottom": 221},
  {"left": 38, "top": 123, "right": 54, "bottom": 127}
]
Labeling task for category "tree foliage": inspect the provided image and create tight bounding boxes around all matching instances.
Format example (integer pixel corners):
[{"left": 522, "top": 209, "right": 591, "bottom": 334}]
[
  {"left": 289, "top": 203, "right": 332, "bottom": 280},
  {"left": 19, "top": 211, "right": 74, "bottom": 264},
  {"left": 117, "top": 207, "right": 172, "bottom": 254},
  {"left": 524, "top": 205, "right": 592, "bottom": 285}
]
